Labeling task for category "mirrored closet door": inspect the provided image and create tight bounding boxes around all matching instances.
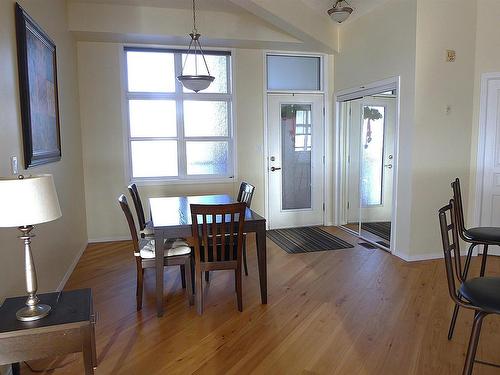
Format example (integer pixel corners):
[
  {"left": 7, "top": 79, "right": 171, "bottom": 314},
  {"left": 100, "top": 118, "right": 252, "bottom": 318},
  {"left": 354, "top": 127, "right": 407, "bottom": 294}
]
[{"left": 339, "top": 90, "right": 396, "bottom": 250}]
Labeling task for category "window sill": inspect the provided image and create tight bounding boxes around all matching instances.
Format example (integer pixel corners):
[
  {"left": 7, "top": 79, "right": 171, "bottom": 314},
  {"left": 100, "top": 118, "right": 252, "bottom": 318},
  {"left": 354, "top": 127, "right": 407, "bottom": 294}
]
[{"left": 130, "top": 177, "right": 236, "bottom": 186}]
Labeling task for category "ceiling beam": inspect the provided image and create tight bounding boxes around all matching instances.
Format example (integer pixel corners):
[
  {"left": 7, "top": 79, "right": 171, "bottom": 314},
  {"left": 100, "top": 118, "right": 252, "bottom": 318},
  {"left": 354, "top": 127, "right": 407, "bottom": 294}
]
[{"left": 228, "top": 0, "right": 339, "bottom": 53}]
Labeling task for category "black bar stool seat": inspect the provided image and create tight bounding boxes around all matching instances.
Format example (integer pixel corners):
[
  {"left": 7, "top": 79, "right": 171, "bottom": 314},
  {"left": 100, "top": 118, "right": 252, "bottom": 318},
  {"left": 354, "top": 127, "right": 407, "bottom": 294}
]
[
  {"left": 464, "top": 227, "right": 500, "bottom": 243},
  {"left": 460, "top": 277, "right": 500, "bottom": 314}
]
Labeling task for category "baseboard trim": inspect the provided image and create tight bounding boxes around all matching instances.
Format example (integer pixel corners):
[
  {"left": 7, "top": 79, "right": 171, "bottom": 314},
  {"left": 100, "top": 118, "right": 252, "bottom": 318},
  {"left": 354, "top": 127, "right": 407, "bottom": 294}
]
[
  {"left": 395, "top": 250, "right": 482, "bottom": 262},
  {"left": 396, "top": 252, "right": 443, "bottom": 262},
  {"left": 88, "top": 235, "right": 130, "bottom": 243},
  {"left": 56, "top": 242, "right": 88, "bottom": 292}
]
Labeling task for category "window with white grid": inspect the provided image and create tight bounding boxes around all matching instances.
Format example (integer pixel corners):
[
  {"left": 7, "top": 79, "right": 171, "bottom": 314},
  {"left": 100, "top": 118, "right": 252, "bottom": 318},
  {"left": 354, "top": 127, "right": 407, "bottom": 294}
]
[{"left": 125, "top": 48, "right": 233, "bottom": 182}]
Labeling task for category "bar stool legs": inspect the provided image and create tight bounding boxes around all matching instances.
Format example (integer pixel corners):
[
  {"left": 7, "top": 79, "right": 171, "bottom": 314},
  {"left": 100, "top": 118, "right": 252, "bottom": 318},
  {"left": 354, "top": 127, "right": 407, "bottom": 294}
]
[
  {"left": 463, "top": 311, "right": 487, "bottom": 375},
  {"left": 479, "top": 244, "right": 489, "bottom": 277}
]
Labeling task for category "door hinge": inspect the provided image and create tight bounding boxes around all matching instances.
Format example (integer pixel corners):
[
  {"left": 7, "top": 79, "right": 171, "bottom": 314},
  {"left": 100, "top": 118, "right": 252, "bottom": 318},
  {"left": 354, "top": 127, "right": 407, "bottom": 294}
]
[
  {"left": 323, "top": 155, "right": 325, "bottom": 164},
  {"left": 347, "top": 201, "right": 350, "bottom": 209},
  {"left": 322, "top": 202, "right": 325, "bottom": 211},
  {"left": 323, "top": 107, "right": 325, "bottom": 116}
]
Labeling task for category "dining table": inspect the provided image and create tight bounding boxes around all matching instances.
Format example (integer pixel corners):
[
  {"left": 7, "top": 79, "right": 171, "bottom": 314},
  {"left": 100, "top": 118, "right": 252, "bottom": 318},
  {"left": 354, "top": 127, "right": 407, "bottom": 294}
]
[{"left": 149, "top": 194, "right": 267, "bottom": 317}]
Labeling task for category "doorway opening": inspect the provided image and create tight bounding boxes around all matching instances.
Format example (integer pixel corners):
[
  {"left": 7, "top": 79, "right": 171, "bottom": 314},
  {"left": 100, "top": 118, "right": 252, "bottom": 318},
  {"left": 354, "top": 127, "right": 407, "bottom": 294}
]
[{"left": 336, "top": 80, "right": 399, "bottom": 251}]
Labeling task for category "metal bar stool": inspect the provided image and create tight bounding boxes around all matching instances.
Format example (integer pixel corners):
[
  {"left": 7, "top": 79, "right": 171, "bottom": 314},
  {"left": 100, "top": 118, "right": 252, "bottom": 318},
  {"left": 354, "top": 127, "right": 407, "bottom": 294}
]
[
  {"left": 439, "top": 200, "right": 500, "bottom": 375},
  {"left": 448, "top": 178, "right": 500, "bottom": 339}
]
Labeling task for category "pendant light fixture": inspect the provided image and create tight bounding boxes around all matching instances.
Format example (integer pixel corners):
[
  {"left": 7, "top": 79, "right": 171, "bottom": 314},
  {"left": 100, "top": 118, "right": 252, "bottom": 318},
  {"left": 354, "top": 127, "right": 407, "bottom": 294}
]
[
  {"left": 327, "top": 0, "right": 353, "bottom": 23},
  {"left": 177, "top": 0, "right": 215, "bottom": 93}
]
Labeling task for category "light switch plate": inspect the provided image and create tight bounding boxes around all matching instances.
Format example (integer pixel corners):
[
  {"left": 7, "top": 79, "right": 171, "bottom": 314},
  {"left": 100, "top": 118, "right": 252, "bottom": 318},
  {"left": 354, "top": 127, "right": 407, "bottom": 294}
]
[
  {"left": 446, "top": 49, "right": 456, "bottom": 62},
  {"left": 10, "top": 156, "right": 18, "bottom": 175}
]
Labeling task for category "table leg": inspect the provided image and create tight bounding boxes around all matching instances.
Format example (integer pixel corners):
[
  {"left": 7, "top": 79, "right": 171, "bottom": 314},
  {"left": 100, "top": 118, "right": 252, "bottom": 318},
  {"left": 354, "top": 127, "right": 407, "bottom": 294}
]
[
  {"left": 155, "top": 230, "right": 164, "bottom": 317},
  {"left": 90, "top": 320, "right": 97, "bottom": 368},
  {"left": 255, "top": 223, "right": 267, "bottom": 304},
  {"left": 82, "top": 326, "right": 95, "bottom": 375}
]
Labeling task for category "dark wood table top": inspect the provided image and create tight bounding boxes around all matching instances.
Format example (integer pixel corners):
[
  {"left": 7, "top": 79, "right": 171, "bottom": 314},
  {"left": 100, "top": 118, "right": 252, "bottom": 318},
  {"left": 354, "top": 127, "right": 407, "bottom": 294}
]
[
  {"left": 150, "top": 194, "right": 265, "bottom": 229},
  {"left": 0, "top": 289, "right": 92, "bottom": 334}
]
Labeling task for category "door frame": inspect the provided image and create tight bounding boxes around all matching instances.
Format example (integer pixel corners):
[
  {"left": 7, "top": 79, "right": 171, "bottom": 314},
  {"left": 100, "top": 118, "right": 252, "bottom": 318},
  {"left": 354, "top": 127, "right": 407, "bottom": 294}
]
[
  {"left": 262, "top": 51, "right": 330, "bottom": 229},
  {"left": 334, "top": 76, "right": 401, "bottom": 254},
  {"left": 473, "top": 73, "right": 500, "bottom": 231}
]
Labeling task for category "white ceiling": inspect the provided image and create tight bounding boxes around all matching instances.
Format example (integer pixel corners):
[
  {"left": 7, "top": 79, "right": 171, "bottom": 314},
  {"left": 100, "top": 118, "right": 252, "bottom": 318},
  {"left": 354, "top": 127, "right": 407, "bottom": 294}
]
[{"left": 68, "top": 0, "right": 390, "bottom": 22}]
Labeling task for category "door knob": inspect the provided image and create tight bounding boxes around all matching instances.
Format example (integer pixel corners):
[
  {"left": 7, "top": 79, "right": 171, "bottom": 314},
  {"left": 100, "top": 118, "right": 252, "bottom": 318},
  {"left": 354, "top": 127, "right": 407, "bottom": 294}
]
[
  {"left": 270, "top": 166, "right": 281, "bottom": 172},
  {"left": 384, "top": 164, "right": 393, "bottom": 169}
]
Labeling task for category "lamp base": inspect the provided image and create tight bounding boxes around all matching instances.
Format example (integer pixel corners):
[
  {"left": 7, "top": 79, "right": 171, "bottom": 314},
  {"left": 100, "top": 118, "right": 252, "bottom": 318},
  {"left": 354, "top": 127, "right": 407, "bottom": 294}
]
[{"left": 16, "top": 303, "right": 51, "bottom": 322}]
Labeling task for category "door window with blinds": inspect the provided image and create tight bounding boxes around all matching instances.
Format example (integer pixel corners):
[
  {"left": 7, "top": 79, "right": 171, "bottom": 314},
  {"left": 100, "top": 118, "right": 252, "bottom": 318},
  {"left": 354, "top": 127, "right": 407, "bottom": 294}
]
[{"left": 125, "top": 48, "right": 233, "bottom": 181}]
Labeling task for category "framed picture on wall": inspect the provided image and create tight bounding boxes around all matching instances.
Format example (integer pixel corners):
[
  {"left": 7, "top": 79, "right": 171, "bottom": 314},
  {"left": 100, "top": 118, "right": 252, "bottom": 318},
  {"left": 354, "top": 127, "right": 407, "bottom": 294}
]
[{"left": 15, "top": 3, "right": 61, "bottom": 169}]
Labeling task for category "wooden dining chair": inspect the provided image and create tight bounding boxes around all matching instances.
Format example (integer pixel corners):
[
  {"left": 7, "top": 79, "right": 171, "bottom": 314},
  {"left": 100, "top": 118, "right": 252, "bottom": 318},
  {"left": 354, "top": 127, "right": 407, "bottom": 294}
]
[
  {"left": 204, "top": 182, "right": 255, "bottom": 282},
  {"left": 448, "top": 178, "right": 500, "bottom": 339},
  {"left": 119, "top": 194, "right": 193, "bottom": 311},
  {"left": 439, "top": 199, "right": 500, "bottom": 375},
  {"left": 191, "top": 202, "right": 247, "bottom": 315},
  {"left": 128, "top": 183, "right": 154, "bottom": 237},
  {"left": 237, "top": 181, "right": 255, "bottom": 276}
]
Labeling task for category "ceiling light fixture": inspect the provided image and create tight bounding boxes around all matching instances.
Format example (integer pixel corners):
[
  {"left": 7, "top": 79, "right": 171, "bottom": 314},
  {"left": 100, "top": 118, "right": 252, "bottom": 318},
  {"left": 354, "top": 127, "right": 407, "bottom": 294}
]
[
  {"left": 177, "top": 0, "right": 215, "bottom": 93},
  {"left": 327, "top": 0, "right": 353, "bottom": 24}
]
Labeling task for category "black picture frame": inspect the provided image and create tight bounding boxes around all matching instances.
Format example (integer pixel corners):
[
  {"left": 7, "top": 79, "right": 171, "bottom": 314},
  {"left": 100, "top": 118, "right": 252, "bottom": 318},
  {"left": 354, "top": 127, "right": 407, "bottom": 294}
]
[{"left": 15, "top": 3, "right": 61, "bottom": 169}]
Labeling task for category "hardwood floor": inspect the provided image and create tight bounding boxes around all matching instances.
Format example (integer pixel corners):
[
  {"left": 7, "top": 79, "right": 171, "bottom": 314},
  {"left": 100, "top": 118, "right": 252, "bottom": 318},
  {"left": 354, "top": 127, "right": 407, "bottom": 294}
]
[{"left": 21, "top": 227, "right": 500, "bottom": 374}]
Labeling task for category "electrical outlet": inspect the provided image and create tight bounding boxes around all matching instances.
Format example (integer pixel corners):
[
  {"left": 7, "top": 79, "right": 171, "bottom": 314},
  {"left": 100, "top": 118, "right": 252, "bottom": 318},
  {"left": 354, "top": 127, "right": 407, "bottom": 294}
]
[{"left": 10, "top": 156, "right": 18, "bottom": 175}]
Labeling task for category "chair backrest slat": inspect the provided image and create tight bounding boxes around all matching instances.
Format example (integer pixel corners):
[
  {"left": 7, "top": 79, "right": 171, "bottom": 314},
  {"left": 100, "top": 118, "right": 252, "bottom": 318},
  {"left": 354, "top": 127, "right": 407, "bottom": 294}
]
[
  {"left": 451, "top": 178, "right": 466, "bottom": 236},
  {"left": 118, "top": 194, "right": 139, "bottom": 253},
  {"left": 211, "top": 215, "right": 218, "bottom": 261},
  {"left": 128, "top": 183, "right": 147, "bottom": 231},
  {"left": 190, "top": 203, "right": 246, "bottom": 265},
  {"left": 229, "top": 213, "right": 235, "bottom": 260},
  {"left": 220, "top": 213, "right": 226, "bottom": 261},
  {"left": 237, "top": 182, "right": 255, "bottom": 209}
]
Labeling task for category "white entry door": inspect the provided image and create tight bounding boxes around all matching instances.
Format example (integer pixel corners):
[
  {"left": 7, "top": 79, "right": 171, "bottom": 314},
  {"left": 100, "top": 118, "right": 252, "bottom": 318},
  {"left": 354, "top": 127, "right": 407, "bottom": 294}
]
[
  {"left": 267, "top": 94, "right": 324, "bottom": 229},
  {"left": 480, "top": 79, "right": 500, "bottom": 226}
]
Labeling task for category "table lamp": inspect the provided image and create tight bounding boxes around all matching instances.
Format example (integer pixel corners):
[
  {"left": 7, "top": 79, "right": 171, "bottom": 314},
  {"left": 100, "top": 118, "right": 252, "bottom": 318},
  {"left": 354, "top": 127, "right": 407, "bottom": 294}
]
[{"left": 0, "top": 174, "right": 62, "bottom": 321}]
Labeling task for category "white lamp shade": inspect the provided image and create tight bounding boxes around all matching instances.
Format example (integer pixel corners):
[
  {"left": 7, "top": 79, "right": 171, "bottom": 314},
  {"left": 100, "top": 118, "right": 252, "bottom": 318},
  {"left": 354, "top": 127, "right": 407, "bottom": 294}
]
[{"left": 0, "top": 174, "right": 62, "bottom": 227}]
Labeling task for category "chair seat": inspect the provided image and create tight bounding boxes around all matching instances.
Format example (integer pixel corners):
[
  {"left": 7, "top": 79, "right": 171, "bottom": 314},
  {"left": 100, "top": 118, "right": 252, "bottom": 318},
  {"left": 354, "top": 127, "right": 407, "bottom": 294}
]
[
  {"left": 464, "top": 227, "right": 500, "bottom": 243},
  {"left": 460, "top": 276, "right": 500, "bottom": 313},
  {"left": 137, "top": 239, "right": 191, "bottom": 259}
]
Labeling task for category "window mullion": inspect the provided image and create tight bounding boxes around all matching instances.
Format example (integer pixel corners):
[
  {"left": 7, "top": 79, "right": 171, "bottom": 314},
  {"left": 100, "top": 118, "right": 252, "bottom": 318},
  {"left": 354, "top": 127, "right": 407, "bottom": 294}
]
[{"left": 174, "top": 53, "right": 187, "bottom": 178}]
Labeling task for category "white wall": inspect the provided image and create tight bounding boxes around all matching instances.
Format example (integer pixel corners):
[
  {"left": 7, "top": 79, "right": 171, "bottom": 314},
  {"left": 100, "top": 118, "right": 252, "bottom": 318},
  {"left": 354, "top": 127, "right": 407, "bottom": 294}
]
[
  {"left": 78, "top": 43, "right": 265, "bottom": 241},
  {"left": 411, "top": 0, "right": 476, "bottom": 257},
  {"left": 335, "top": 0, "right": 417, "bottom": 258},
  {"left": 0, "top": 0, "right": 87, "bottom": 299}
]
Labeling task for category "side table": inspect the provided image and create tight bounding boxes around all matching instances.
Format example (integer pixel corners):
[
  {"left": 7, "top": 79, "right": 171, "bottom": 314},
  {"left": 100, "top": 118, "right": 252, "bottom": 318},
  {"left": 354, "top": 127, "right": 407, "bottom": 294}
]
[{"left": 0, "top": 288, "right": 97, "bottom": 374}]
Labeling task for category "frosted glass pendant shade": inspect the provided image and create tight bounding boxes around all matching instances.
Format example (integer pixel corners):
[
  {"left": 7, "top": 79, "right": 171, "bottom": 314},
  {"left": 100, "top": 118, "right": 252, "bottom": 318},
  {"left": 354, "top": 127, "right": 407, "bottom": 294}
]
[
  {"left": 327, "top": 1, "right": 353, "bottom": 23},
  {"left": 177, "top": 74, "right": 215, "bottom": 93}
]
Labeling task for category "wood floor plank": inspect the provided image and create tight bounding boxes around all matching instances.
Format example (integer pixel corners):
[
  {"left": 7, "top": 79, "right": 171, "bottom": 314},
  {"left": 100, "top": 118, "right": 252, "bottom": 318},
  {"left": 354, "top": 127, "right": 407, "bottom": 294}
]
[{"left": 19, "top": 228, "right": 500, "bottom": 374}]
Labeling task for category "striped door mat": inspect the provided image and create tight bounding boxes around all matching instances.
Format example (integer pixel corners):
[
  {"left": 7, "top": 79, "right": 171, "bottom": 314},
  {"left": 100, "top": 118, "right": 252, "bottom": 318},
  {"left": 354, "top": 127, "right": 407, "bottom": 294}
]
[{"left": 267, "top": 226, "right": 353, "bottom": 254}]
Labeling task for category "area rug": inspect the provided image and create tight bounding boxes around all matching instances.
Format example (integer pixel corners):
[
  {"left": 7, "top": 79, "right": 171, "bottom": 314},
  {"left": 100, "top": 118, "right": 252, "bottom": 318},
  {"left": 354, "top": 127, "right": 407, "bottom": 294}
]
[
  {"left": 361, "top": 221, "right": 391, "bottom": 242},
  {"left": 267, "top": 226, "right": 354, "bottom": 254}
]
